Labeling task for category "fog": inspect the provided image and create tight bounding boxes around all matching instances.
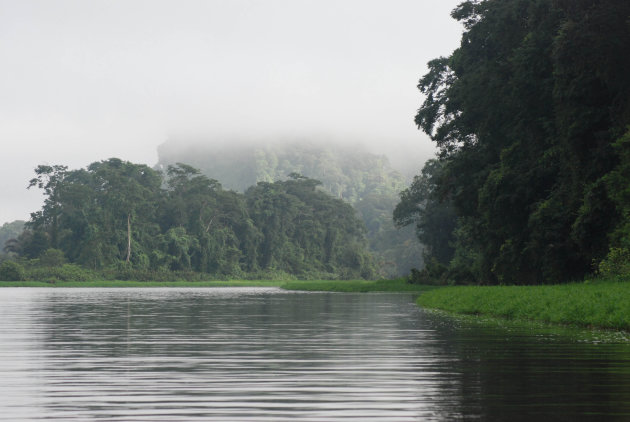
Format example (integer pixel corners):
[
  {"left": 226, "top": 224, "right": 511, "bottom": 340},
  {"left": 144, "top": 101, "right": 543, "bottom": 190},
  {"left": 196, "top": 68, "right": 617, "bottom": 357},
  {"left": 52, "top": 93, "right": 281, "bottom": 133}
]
[{"left": 0, "top": 0, "right": 463, "bottom": 224}]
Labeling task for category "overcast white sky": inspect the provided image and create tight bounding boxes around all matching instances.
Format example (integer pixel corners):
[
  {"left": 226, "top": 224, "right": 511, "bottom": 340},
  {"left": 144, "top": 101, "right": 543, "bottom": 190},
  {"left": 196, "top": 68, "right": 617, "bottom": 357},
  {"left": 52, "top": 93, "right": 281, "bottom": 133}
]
[{"left": 0, "top": 0, "right": 463, "bottom": 224}]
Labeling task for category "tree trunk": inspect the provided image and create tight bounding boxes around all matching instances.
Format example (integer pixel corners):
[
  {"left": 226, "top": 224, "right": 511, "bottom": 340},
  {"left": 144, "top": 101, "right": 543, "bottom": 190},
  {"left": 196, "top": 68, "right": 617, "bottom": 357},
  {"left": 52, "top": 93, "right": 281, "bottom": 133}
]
[{"left": 126, "top": 213, "right": 131, "bottom": 263}]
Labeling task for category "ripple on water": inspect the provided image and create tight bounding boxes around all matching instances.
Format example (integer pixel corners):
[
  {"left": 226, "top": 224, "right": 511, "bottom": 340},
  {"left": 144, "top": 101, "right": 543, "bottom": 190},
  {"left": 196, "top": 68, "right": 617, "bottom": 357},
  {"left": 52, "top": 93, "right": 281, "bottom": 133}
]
[{"left": 0, "top": 287, "right": 629, "bottom": 421}]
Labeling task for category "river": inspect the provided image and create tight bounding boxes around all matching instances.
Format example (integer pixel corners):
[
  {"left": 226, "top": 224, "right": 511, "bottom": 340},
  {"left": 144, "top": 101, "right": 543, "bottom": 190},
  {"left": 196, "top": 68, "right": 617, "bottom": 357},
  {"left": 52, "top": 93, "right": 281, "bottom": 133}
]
[{"left": 0, "top": 287, "right": 629, "bottom": 420}]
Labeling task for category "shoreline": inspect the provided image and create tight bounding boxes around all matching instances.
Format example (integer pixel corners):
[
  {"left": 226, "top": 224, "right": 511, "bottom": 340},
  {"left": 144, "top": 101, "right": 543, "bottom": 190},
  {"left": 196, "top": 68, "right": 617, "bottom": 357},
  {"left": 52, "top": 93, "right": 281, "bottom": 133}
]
[
  {"left": 3, "top": 277, "right": 629, "bottom": 333},
  {"left": 416, "top": 278, "right": 630, "bottom": 332},
  {"left": 0, "top": 280, "right": 285, "bottom": 288},
  {"left": 0, "top": 278, "right": 433, "bottom": 293}
]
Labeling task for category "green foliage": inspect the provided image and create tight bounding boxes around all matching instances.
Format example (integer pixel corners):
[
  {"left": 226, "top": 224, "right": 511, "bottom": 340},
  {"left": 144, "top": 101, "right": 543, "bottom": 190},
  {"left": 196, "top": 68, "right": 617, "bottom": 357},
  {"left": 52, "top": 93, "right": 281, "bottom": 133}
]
[
  {"left": 99, "top": 266, "right": 203, "bottom": 282},
  {"left": 158, "top": 141, "right": 406, "bottom": 200},
  {"left": 27, "top": 264, "right": 97, "bottom": 282},
  {"left": 0, "top": 260, "right": 26, "bottom": 281},
  {"left": 354, "top": 192, "right": 424, "bottom": 276},
  {"left": 15, "top": 230, "right": 51, "bottom": 259},
  {"left": 39, "top": 248, "right": 66, "bottom": 267},
  {"left": 21, "top": 159, "right": 375, "bottom": 280},
  {"left": 394, "top": 159, "right": 457, "bottom": 265},
  {"left": 281, "top": 278, "right": 438, "bottom": 293},
  {"left": 598, "top": 248, "right": 630, "bottom": 278},
  {"left": 407, "top": 256, "right": 477, "bottom": 286},
  {"left": 404, "top": 0, "right": 630, "bottom": 284},
  {"left": 157, "top": 141, "right": 422, "bottom": 277},
  {"left": 417, "top": 279, "right": 630, "bottom": 331},
  {"left": 0, "top": 220, "right": 25, "bottom": 254},
  {"left": 245, "top": 176, "right": 374, "bottom": 278},
  {"left": 244, "top": 269, "right": 299, "bottom": 281},
  {"left": 603, "top": 129, "right": 630, "bottom": 251},
  {"left": 408, "top": 261, "right": 447, "bottom": 285}
]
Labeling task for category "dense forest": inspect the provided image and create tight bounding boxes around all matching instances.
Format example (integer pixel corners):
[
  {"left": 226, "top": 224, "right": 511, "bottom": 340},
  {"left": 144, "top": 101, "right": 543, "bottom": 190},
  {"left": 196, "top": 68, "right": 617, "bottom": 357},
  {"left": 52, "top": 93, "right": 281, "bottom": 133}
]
[
  {"left": 0, "top": 220, "right": 24, "bottom": 253},
  {"left": 396, "top": 0, "right": 630, "bottom": 285},
  {"left": 1, "top": 159, "right": 375, "bottom": 280},
  {"left": 4, "top": 0, "right": 626, "bottom": 286},
  {"left": 158, "top": 140, "right": 424, "bottom": 276}
]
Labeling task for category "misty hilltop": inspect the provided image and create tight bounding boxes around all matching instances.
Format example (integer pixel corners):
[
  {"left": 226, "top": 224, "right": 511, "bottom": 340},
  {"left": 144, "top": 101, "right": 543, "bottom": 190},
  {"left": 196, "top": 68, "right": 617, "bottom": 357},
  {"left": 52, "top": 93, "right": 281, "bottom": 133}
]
[
  {"left": 156, "top": 138, "right": 406, "bottom": 196},
  {"left": 156, "top": 137, "right": 424, "bottom": 277}
]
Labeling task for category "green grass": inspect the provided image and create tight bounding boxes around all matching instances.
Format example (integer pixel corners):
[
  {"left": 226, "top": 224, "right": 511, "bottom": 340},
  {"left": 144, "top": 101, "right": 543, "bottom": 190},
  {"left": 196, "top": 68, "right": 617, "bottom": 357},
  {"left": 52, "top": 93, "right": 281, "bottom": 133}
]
[
  {"left": 417, "top": 278, "right": 630, "bottom": 331},
  {"left": 281, "top": 278, "right": 437, "bottom": 293}
]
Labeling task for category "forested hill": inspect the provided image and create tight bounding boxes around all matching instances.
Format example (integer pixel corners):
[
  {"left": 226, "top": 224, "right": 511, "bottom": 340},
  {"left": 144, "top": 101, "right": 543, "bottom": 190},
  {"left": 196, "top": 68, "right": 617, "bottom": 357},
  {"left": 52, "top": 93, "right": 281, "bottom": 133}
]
[
  {"left": 396, "top": 0, "right": 630, "bottom": 285},
  {"left": 157, "top": 140, "right": 424, "bottom": 276},
  {"left": 0, "top": 221, "right": 25, "bottom": 252},
  {"left": 157, "top": 141, "right": 404, "bottom": 201},
  {"left": 5, "top": 160, "right": 375, "bottom": 280}
]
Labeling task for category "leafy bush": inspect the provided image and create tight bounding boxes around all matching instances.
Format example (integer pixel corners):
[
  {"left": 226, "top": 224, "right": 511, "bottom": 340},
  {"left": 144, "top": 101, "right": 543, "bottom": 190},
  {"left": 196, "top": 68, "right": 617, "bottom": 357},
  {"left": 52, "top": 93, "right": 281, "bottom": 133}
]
[
  {"left": 39, "top": 248, "right": 66, "bottom": 267},
  {"left": 27, "top": 264, "right": 98, "bottom": 282},
  {"left": 598, "top": 247, "right": 630, "bottom": 277},
  {"left": 407, "top": 257, "right": 477, "bottom": 286},
  {"left": 243, "top": 269, "right": 298, "bottom": 281},
  {"left": 0, "top": 260, "right": 26, "bottom": 281},
  {"left": 296, "top": 270, "right": 339, "bottom": 281},
  {"left": 100, "top": 264, "right": 206, "bottom": 282},
  {"left": 408, "top": 258, "right": 449, "bottom": 285}
]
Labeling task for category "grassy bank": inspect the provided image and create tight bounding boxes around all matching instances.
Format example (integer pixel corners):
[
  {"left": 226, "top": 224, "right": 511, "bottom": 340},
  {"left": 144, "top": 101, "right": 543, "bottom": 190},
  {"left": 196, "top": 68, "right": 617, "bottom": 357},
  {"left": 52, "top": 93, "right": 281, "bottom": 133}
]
[
  {"left": 417, "top": 278, "right": 630, "bottom": 331},
  {"left": 281, "top": 278, "right": 436, "bottom": 293}
]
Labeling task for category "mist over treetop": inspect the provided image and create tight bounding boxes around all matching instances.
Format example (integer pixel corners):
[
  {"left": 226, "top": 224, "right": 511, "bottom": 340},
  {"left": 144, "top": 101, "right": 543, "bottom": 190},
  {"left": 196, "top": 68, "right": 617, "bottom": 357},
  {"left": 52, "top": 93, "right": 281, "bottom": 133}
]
[
  {"left": 156, "top": 137, "right": 407, "bottom": 195},
  {"left": 1, "top": 0, "right": 463, "bottom": 223},
  {"left": 157, "top": 137, "right": 424, "bottom": 276}
]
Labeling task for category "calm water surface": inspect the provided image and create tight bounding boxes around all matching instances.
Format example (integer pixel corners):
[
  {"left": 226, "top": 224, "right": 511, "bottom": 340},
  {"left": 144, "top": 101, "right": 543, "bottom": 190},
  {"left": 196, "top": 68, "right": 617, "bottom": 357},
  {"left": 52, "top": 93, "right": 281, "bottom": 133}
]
[{"left": 1, "top": 287, "right": 629, "bottom": 421}]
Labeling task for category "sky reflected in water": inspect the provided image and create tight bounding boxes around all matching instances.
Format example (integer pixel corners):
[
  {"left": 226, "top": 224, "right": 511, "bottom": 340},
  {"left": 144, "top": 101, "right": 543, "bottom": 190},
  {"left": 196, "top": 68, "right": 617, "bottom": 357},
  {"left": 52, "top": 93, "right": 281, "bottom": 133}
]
[{"left": 0, "top": 287, "right": 629, "bottom": 421}]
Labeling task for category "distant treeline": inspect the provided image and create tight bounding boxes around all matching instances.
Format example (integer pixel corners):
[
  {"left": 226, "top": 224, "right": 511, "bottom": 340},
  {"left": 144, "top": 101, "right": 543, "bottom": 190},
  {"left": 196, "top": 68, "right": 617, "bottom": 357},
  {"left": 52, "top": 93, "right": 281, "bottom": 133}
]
[
  {"left": 396, "top": 0, "right": 630, "bottom": 284},
  {"left": 157, "top": 140, "right": 424, "bottom": 277},
  {"left": 3, "top": 160, "right": 375, "bottom": 280},
  {"left": 0, "top": 220, "right": 24, "bottom": 252}
]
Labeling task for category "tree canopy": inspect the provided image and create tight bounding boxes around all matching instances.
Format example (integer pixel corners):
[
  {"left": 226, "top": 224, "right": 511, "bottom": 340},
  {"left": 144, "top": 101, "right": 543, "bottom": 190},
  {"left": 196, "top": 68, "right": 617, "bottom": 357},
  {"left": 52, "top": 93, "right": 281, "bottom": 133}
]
[
  {"left": 13, "top": 159, "right": 375, "bottom": 280},
  {"left": 401, "top": 0, "right": 630, "bottom": 284},
  {"left": 158, "top": 140, "right": 423, "bottom": 277}
]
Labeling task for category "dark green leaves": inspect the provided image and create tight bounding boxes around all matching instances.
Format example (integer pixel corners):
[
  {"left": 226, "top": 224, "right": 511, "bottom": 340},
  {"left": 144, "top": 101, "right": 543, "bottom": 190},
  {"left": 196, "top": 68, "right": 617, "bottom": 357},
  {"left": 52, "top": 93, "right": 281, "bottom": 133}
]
[
  {"left": 23, "top": 159, "right": 374, "bottom": 279},
  {"left": 405, "top": 0, "right": 630, "bottom": 284}
]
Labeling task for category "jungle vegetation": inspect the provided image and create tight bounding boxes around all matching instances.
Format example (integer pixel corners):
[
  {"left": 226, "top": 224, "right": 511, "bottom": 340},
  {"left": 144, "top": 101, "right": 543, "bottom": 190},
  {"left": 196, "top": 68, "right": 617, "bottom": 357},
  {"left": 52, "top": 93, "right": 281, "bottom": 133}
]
[
  {"left": 2, "top": 160, "right": 376, "bottom": 281},
  {"left": 0, "top": 220, "right": 25, "bottom": 254},
  {"left": 396, "top": 0, "right": 630, "bottom": 285},
  {"left": 157, "top": 140, "right": 424, "bottom": 277}
]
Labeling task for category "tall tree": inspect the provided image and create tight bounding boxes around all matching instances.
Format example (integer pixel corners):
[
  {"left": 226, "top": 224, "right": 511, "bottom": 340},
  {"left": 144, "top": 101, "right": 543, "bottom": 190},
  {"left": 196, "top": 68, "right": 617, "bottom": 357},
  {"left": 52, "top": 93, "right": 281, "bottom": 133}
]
[
  {"left": 406, "top": 0, "right": 630, "bottom": 284},
  {"left": 394, "top": 159, "right": 457, "bottom": 265}
]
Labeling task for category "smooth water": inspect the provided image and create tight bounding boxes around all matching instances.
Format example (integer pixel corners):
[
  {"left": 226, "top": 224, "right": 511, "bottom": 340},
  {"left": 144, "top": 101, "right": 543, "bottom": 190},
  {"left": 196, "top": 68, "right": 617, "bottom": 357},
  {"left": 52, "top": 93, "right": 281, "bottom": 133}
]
[{"left": 0, "top": 287, "right": 629, "bottom": 421}]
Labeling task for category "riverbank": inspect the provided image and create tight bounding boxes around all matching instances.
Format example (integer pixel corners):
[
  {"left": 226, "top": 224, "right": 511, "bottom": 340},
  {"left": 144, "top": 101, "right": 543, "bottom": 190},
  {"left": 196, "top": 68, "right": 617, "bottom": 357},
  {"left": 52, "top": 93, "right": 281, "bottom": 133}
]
[
  {"left": 416, "top": 278, "right": 630, "bottom": 331},
  {"left": 0, "top": 280, "right": 285, "bottom": 288},
  {"left": 282, "top": 278, "right": 435, "bottom": 293},
  {"left": 4, "top": 277, "right": 629, "bottom": 332},
  {"left": 0, "top": 278, "right": 434, "bottom": 293}
]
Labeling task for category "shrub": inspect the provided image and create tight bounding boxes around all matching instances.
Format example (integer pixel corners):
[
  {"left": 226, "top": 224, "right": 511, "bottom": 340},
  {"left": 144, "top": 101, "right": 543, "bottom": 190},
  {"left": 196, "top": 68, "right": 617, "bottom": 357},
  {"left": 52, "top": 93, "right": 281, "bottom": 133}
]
[
  {"left": 27, "top": 264, "right": 97, "bottom": 282},
  {"left": 0, "top": 260, "right": 26, "bottom": 281},
  {"left": 39, "top": 248, "right": 66, "bottom": 267},
  {"left": 244, "top": 269, "right": 298, "bottom": 281},
  {"left": 598, "top": 247, "right": 630, "bottom": 277},
  {"left": 99, "top": 264, "right": 205, "bottom": 282},
  {"left": 408, "top": 258, "right": 449, "bottom": 285},
  {"left": 407, "top": 258, "right": 477, "bottom": 286}
]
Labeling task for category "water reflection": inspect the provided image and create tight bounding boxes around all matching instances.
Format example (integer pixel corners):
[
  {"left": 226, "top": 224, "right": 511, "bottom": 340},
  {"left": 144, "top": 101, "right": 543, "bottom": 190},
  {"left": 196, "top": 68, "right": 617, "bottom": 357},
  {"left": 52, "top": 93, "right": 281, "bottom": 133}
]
[
  {"left": 0, "top": 287, "right": 629, "bottom": 420},
  {"left": 428, "top": 316, "right": 630, "bottom": 421}
]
